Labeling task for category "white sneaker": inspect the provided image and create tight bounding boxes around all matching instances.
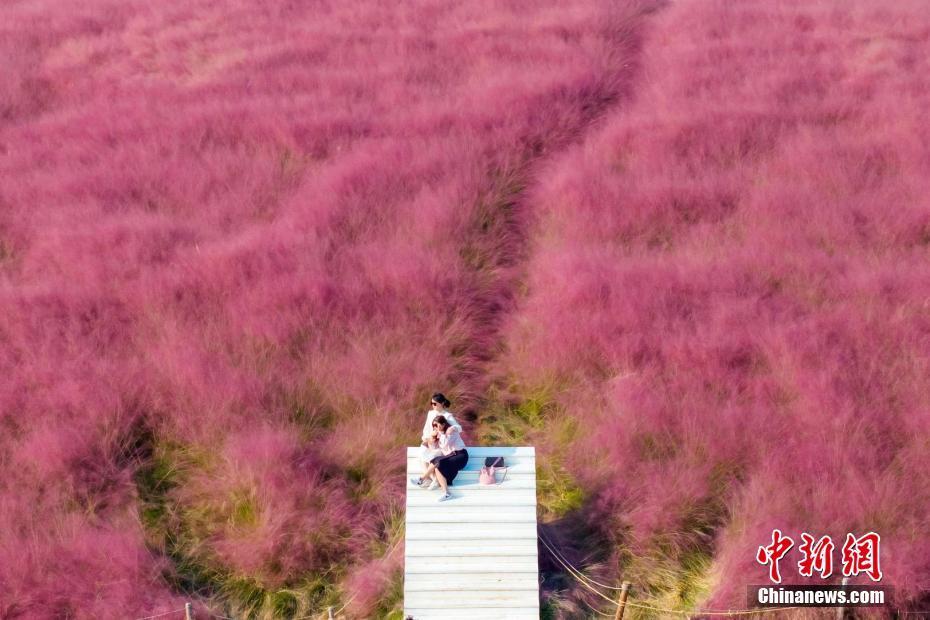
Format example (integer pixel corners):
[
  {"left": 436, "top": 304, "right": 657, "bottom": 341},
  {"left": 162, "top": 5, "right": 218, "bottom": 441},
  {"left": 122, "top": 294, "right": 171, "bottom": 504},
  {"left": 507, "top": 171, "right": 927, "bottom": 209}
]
[
  {"left": 427, "top": 481, "right": 439, "bottom": 491},
  {"left": 438, "top": 493, "right": 452, "bottom": 502},
  {"left": 409, "top": 477, "right": 424, "bottom": 487}
]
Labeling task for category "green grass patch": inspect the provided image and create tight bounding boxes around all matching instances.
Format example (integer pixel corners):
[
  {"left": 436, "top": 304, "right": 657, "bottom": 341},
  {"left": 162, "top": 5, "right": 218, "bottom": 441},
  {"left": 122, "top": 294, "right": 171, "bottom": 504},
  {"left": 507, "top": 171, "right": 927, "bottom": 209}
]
[
  {"left": 371, "top": 568, "right": 406, "bottom": 620},
  {"left": 475, "top": 382, "right": 559, "bottom": 445},
  {"left": 229, "top": 487, "right": 260, "bottom": 528},
  {"left": 284, "top": 380, "right": 338, "bottom": 440},
  {"left": 458, "top": 165, "right": 525, "bottom": 272},
  {"left": 537, "top": 463, "right": 586, "bottom": 518},
  {"left": 539, "top": 599, "right": 558, "bottom": 620},
  {"left": 618, "top": 547, "right": 716, "bottom": 620},
  {"left": 617, "top": 460, "right": 740, "bottom": 618},
  {"left": 476, "top": 382, "right": 587, "bottom": 520},
  {"left": 134, "top": 436, "right": 352, "bottom": 618},
  {"left": 368, "top": 503, "right": 405, "bottom": 559}
]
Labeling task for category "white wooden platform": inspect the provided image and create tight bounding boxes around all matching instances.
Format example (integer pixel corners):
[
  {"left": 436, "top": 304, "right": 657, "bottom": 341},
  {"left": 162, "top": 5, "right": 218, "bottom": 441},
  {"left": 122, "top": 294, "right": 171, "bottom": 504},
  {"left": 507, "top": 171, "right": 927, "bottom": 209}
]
[{"left": 404, "top": 446, "right": 539, "bottom": 620}]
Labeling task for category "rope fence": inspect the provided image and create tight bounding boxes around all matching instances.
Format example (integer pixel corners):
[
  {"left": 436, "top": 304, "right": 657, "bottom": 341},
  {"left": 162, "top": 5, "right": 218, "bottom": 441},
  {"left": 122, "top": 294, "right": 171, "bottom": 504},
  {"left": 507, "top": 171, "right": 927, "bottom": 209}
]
[
  {"left": 132, "top": 533, "right": 921, "bottom": 620},
  {"left": 539, "top": 531, "right": 929, "bottom": 618},
  {"left": 135, "top": 608, "right": 187, "bottom": 620},
  {"left": 133, "top": 601, "right": 345, "bottom": 620},
  {"left": 539, "top": 531, "right": 811, "bottom": 618}
]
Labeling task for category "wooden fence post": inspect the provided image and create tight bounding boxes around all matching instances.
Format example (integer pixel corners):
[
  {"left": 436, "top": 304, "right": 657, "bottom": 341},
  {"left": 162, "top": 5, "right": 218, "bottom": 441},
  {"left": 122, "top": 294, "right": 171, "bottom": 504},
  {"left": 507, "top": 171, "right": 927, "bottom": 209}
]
[
  {"left": 613, "top": 581, "right": 631, "bottom": 620},
  {"left": 184, "top": 602, "right": 193, "bottom": 620},
  {"left": 328, "top": 606, "right": 334, "bottom": 619}
]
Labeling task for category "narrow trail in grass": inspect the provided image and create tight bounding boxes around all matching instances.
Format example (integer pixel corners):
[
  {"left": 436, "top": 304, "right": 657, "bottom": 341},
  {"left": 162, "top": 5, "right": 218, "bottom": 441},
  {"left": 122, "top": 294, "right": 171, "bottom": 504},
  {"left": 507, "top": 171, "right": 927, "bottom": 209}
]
[{"left": 448, "top": 0, "right": 668, "bottom": 423}]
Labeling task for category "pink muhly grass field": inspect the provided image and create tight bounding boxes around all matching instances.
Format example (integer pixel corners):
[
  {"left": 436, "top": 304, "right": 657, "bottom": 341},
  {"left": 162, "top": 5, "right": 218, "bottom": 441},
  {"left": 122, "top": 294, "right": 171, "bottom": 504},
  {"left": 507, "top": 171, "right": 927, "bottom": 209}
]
[
  {"left": 500, "top": 0, "right": 930, "bottom": 615},
  {"left": 1, "top": 0, "right": 928, "bottom": 618}
]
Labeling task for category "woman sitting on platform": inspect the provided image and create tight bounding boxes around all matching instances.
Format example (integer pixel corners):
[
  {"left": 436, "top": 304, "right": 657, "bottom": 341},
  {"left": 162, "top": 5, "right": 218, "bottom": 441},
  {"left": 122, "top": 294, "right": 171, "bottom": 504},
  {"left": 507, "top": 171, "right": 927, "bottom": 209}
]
[
  {"left": 410, "top": 414, "right": 468, "bottom": 502},
  {"left": 415, "top": 393, "right": 462, "bottom": 490}
]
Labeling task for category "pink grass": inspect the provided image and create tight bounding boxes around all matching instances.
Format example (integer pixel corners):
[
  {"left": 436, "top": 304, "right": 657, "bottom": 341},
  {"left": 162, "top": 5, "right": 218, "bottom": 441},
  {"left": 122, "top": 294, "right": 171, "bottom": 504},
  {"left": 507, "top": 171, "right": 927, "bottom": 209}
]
[
  {"left": 1, "top": 0, "right": 928, "bottom": 616},
  {"left": 502, "top": 0, "right": 930, "bottom": 612}
]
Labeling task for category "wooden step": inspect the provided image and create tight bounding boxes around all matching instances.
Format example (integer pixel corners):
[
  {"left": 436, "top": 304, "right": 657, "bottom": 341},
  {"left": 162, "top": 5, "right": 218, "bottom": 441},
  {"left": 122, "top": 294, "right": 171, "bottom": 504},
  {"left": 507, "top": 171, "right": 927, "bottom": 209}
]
[
  {"left": 415, "top": 471, "right": 536, "bottom": 489},
  {"left": 405, "top": 571, "right": 539, "bottom": 591},
  {"left": 406, "top": 488, "right": 537, "bottom": 508},
  {"left": 405, "top": 538, "right": 538, "bottom": 557},
  {"left": 407, "top": 506, "right": 536, "bottom": 523},
  {"left": 405, "top": 588, "right": 539, "bottom": 608},
  {"left": 406, "top": 521, "right": 538, "bottom": 541},
  {"left": 404, "top": 446, "right": 539, "bottom": 619},
  {"left": 407, "top": 460, "right": 536, "bottom": 474},
  {"left": 408, "top": 469, "right": 537, "bottom": 481},
  {"left": 405, "top": 555, "right": 539, "bottom": 574}
]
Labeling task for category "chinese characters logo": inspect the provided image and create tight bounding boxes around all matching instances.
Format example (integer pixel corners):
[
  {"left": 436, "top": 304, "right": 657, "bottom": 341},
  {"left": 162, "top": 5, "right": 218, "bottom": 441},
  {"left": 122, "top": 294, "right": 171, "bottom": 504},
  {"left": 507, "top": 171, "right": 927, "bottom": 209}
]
[{"left": 757, "top": 530, "right": 882, "bottom": 583}]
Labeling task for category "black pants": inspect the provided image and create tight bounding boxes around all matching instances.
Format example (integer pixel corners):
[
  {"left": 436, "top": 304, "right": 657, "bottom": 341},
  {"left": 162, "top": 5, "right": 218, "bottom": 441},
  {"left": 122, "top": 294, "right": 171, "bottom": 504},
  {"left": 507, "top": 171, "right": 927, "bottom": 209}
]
[{"left": 431, "top": 449, "right": 468, "bottom": 485}]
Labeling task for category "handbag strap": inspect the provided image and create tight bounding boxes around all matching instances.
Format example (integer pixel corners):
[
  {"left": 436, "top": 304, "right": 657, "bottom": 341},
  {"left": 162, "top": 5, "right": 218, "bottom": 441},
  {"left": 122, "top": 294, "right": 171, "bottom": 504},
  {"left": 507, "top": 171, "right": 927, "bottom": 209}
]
[{"left": 497, "top": 465, "right": 508, "bottom": 485}]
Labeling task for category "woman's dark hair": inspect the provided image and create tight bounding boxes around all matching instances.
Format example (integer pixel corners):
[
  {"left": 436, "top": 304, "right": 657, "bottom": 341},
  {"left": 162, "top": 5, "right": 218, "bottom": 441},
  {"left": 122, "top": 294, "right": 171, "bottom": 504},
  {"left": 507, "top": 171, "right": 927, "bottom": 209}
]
[
  {"left": 431, "top": 393, "right": 451, "bottom": 408},
  {"left": 433, "top": 415, "right": 450, "bottom": 431}
]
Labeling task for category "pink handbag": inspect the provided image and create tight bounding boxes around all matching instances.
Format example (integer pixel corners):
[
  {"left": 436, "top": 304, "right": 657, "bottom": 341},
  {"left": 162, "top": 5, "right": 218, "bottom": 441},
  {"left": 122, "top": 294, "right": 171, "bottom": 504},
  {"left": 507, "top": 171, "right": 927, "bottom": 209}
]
[{"left": 479, "top": 457, "right": 507, "bottom": 485}]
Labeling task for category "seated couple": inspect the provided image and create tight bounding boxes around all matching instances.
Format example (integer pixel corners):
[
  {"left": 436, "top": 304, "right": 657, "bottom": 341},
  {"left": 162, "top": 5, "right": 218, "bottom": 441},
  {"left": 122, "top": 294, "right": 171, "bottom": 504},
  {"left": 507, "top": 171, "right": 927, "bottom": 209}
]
[{"left": 410, "top": 393, "right": 468, "bottom": 503}]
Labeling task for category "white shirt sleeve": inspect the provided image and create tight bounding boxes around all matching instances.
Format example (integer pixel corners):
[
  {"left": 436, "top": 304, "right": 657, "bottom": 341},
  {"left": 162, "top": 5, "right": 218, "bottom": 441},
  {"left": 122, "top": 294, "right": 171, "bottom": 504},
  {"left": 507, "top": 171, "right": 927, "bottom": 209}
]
[
  {"left": 440, "top": 426, "right": 466, "bottom": 452},
  {"left": 442, "top": 411, "right": 463, "bottom": 434},
  {"left": 421, "top": 411, "right": 435, "bottom": 441}
]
